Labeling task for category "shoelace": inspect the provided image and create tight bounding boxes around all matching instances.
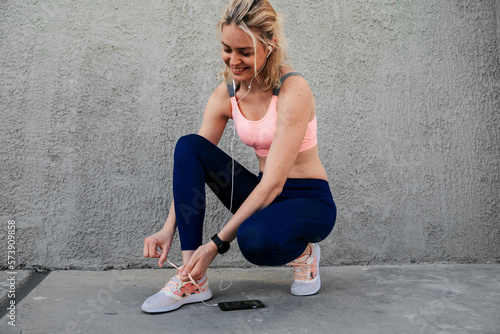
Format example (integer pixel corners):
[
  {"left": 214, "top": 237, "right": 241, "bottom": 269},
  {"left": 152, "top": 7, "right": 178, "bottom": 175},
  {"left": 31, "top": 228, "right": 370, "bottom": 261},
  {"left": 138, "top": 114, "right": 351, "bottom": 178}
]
[
  {"left": 162, "top": 260, "right": 220, "bottom": 307},
  {"left": 288, "top": 260, "right": 313, "bottom": 281},
  {"left": 287, "top": 247, "right": 317, "bottom": 281},
  {"left": 161, "top": 260, "right": 203, "bottom": 292}
]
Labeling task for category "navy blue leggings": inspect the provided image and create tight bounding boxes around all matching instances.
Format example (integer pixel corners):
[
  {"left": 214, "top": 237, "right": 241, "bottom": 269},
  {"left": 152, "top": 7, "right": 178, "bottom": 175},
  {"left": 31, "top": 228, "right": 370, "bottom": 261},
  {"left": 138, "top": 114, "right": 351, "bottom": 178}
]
[{"left": 173, "top": 134, "right": 336, "bottom": 266}]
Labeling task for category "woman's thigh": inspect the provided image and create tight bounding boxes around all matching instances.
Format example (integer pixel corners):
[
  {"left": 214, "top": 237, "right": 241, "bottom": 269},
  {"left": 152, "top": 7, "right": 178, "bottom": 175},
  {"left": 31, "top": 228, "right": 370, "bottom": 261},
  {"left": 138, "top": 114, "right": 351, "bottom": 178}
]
[{"left": 173, "top": 134, "right": 260, "bottom": 250}]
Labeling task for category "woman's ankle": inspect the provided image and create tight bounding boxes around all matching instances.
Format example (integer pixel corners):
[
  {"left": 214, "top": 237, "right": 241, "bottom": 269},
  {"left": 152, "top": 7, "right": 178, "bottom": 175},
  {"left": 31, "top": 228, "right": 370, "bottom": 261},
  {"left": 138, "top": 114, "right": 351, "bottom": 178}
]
[
  {"left": 292, "top": 243, "right": 312, "bottom": 263},
  {"left": 181, "top": 250, "right": 195, "bottom": 265}
]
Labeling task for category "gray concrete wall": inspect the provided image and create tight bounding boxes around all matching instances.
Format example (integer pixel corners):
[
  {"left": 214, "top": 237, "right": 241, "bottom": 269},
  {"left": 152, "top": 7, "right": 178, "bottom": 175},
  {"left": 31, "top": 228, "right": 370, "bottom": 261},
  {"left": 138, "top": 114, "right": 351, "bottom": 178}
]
[{"left": 1, "top": 0, "right": 499, "bottom": 270}]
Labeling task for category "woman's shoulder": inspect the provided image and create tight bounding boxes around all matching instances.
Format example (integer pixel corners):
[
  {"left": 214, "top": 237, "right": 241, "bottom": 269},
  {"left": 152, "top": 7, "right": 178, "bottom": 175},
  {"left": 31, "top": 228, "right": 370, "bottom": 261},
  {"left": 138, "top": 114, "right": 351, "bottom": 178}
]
[
  {"left": 204, "top": 82, "right": 233, "bottom": 118},
  {"left": 278, "top": 66, "right": 311, "bottom": 94},
  {"left": 214, "top": 81, "right": 232, "bottom": 96},
  {"left": 208, "top": 82, "right": 234, "bottom": 104},
  {"left": 276, "top": 66, "right": 314, "bottom": 117}
]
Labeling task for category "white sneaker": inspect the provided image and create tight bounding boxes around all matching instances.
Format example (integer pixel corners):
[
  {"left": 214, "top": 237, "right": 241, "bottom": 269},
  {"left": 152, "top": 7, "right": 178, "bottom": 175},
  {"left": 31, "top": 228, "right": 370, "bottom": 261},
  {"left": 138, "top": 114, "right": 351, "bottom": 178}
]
[
  {"left": 287, "top": 243, "right": 321, "bottom": 296},
  {"left": 141, "top": 269, "right": 212, "bottom": 313}
]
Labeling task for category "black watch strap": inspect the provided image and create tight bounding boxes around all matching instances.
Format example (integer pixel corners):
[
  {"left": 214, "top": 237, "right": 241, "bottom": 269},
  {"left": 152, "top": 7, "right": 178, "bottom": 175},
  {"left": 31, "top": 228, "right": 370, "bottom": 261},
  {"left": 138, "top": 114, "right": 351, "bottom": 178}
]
[{"left": 211, "top": 234, "right": 230, "bottom": 254}]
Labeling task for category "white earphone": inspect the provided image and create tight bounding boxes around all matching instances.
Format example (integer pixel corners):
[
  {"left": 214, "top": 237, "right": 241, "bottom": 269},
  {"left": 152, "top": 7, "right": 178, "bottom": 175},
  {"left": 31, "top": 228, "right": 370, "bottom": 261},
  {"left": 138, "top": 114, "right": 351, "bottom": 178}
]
[{"left": 267, "top": 46, "right": 273, "bottom": 58}]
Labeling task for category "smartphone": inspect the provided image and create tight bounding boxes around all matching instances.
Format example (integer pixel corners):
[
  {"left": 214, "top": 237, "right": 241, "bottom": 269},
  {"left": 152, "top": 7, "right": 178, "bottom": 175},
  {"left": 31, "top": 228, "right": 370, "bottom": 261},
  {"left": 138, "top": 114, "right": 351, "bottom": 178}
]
[{"left": 218, "top": 300, "right": 265, "bottom": 311}]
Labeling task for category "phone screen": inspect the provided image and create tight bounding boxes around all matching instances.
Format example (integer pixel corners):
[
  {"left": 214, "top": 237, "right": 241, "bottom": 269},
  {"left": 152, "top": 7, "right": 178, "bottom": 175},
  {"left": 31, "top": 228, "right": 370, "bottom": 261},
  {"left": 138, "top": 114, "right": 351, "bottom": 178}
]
[{"left": 218, "top": 300, "right": 265, "bottom": 311}]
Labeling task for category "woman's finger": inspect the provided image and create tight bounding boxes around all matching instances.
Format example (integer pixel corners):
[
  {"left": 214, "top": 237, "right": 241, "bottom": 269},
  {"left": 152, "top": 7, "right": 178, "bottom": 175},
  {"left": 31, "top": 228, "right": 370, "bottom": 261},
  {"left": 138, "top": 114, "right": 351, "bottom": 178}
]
[
  {"left": 158, "top": 248, "right": 167, "bottom": 267},
  {"left": 143, "top": 240, "right": 149, "bottom": 257}
]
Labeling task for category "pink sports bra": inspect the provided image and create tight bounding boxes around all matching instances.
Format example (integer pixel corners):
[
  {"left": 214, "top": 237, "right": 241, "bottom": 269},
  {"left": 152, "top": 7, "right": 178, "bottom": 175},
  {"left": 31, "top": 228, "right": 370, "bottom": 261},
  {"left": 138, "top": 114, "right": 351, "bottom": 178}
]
[{"left": 228, "top": 72, "right": 317, "bottom": 157}]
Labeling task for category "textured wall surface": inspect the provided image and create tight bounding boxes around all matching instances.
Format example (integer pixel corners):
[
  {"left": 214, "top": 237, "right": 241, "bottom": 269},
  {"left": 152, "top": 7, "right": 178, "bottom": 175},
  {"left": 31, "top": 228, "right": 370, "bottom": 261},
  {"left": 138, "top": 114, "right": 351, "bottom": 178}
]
[{"left": 1, "top": 0, "right": 499, "bottom": 270}]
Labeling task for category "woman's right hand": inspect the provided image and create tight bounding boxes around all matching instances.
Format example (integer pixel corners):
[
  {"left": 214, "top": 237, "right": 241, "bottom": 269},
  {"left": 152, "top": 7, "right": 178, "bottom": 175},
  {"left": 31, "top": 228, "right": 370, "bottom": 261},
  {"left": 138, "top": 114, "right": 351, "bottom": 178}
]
[{"left": 143, "top": 230, "right": 174, "bottom": 268}]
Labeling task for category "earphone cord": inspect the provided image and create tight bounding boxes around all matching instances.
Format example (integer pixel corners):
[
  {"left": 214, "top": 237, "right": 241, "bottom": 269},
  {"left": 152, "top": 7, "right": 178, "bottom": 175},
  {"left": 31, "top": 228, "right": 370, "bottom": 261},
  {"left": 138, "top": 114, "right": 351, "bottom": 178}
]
[{"left": 189, "top": 58, "right": 270, "bottom": 308}]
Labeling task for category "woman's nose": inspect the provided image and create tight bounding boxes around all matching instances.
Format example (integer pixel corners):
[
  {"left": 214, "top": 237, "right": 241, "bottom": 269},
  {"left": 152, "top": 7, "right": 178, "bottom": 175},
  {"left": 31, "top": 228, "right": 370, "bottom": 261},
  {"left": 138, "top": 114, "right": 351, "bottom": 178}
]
[{"left": 230, "top": 53, "right": 241, "bottom": 65}]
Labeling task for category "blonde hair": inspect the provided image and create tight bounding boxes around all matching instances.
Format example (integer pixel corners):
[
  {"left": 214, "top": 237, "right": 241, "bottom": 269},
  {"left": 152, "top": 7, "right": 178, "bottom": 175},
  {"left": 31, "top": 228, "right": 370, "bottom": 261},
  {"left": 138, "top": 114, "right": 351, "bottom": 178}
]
[{"left": 217, "top": 0, "right": 288, "bottom": 91}]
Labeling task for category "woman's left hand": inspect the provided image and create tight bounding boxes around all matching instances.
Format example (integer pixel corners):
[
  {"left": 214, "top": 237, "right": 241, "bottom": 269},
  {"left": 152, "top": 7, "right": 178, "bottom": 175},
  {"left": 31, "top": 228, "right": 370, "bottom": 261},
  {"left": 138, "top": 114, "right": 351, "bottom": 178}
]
[{"left": 181, "top": 242, "right": 218, "bottom": 281}]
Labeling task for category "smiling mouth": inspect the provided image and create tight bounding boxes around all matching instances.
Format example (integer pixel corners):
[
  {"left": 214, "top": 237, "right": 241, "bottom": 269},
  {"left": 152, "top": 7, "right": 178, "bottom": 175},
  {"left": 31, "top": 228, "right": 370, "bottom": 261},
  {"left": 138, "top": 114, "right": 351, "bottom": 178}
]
[{"left": 231, "top": 67, "right": 249, "bottom": 74}]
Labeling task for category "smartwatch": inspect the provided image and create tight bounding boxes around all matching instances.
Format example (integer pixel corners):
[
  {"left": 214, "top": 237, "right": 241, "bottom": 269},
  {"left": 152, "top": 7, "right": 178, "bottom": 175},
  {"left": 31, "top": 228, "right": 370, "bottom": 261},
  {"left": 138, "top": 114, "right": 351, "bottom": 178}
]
[{"left": 211, "top": 234, "right": 230, "bottom": 254}]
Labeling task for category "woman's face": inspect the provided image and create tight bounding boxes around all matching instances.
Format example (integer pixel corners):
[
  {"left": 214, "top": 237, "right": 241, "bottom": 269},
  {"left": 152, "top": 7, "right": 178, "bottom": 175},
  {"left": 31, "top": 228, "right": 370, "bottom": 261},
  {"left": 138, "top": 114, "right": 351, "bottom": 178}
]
[{"left": 221, "top": 23, "right": 268, "bottom": 82}]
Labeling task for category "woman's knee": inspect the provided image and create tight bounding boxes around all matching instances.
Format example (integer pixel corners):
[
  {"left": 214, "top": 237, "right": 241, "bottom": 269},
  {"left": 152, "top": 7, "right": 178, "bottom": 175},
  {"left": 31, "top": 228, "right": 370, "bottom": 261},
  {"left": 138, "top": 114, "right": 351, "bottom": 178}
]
[
  {"left": 175, "top": 134, "right": 204, "bottom": 154},
  {"left": 237, "top": 220, "right": 273, "bottom": 265},
  {"left": 174, "top": 134, "right": 208, "bottom": 165}
]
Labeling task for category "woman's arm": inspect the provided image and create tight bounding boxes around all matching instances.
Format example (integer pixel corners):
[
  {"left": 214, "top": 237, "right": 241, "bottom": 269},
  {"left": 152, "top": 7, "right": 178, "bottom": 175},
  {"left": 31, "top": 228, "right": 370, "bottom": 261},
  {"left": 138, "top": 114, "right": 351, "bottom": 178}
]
[
  {"left": 183, "top": 76, "right": 315, "bottom": 279},
  {"left": 198, "top": 83, "right": 232, "bottom": 144},
  {"left": 143, "top": 200, "right": 177, "bottom": 267}
]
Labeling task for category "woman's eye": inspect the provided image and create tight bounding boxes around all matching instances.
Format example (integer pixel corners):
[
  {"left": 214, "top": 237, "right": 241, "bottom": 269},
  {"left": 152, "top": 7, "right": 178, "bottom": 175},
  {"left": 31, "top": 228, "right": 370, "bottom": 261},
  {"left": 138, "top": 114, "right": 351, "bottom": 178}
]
[{"left": 223, "top": 49, "right": 231, "bottom": 53}]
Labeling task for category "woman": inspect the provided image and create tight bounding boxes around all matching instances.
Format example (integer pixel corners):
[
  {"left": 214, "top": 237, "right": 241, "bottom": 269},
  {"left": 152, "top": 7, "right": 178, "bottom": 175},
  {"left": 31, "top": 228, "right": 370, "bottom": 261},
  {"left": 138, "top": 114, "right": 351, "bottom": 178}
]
[{"left": 142, "top": 0, "right": 336, "bottom": 313}]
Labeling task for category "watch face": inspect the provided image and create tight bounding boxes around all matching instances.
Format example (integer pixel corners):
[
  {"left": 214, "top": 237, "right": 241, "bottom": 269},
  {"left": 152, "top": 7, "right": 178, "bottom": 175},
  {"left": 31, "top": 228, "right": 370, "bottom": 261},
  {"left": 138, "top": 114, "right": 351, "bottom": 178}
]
[
  {"left": 219, "top": 242, "right": 230, "bottom": 254},
  {"left": 212, "top": 234, "right": 230, "bottom": 254}
]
